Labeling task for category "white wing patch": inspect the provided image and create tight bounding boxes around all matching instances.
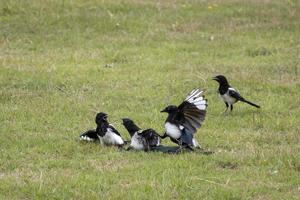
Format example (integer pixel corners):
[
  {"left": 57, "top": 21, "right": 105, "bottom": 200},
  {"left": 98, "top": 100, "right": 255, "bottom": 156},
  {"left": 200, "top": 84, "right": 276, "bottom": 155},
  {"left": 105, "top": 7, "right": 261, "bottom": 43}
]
[
  {"left": 80, "top": 136, "right": 94, "bottom": 142},
  {"left": 109, "top": 124, "right": 115, "bottom": 127},
  {"left": 179, "top": 125, "right": 184, "bottom": 130},
  {"left": 185, "top": 89, "right": 207, "bottom": 110},
  {"left": 228, "top": 87, "right": 236, "bottom": 92}
]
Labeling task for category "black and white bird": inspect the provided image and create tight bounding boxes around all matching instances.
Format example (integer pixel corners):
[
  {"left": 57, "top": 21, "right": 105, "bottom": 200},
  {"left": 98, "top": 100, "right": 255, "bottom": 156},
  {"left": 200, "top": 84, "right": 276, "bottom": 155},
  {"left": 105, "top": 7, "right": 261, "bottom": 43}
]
[
  {"left": 122, "top": 118, "right": 161, "bottom": 151},
  {"left": 212, "top": 75, "right": 260, "bottom": 111},
  {"left": 160, "top": 89, "right": 207, "bottom": 150},
  {"left": 80, "top": 112, "right": 125, "bottom": 147}
]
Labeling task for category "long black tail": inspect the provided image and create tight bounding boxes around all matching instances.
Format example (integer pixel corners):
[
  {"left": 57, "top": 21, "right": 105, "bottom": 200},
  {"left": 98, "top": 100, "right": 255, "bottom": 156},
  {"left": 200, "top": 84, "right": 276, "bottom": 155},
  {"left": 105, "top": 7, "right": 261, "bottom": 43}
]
[{"left": 241, "top": 99, "right": 260, "bottom": 108}]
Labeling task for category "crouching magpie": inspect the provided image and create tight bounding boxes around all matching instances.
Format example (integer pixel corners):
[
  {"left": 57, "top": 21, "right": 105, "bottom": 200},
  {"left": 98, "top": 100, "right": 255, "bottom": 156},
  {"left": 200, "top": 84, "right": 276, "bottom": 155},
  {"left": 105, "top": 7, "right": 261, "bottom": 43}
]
[
  {"left": 122, "top": 118, "right": 161, "bottom": 151},
  {"left": 212, "top": 75, "right": 260, "bottom": 111},
  {"left": 160, "top": 89, "right": 207, "bottom": 151},
  {"left": 80, "top": 112, "right": 126, "bottom": 147}
]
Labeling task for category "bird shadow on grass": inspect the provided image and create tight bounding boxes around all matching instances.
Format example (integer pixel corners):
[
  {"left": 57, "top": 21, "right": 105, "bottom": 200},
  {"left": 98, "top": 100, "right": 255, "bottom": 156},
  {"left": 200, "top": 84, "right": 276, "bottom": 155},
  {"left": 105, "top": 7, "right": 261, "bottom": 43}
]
[
  {"left": 150, "top": 146, "right": 214, "bottom": 155},
  {"left": 78, "top": 140, "right": 214, "bottom": 155}
]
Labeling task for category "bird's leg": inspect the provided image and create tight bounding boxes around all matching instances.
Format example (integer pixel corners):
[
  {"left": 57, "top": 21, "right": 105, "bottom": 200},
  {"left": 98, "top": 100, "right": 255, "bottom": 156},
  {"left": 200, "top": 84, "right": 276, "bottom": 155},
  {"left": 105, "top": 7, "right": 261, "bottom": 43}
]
[
  {"left": 145, "top": 144, "right": 150, "bottom": 152},
  {"left": 99, "top": 138, "right": 104, "bottom": 146},
  {"left": 186, "top": 145, "right": 194, "bottom": 152},
  {"left": 170, "top": 137, "right": 180, "bottom": 145},
  {"left": 230, "top": 105, "right": 233, "bottom": 111},
  {"left": 159, "top": 132, "right": 168, "bottom": 139},
  {"left": 224, "top": 102, "right": 229, "bottom": 113},
  {"left": 193, "top": 138, "right": 203, "bottom": 150},
  {"left": 175, "top": 138, "right": 183, "bottom": 153}
]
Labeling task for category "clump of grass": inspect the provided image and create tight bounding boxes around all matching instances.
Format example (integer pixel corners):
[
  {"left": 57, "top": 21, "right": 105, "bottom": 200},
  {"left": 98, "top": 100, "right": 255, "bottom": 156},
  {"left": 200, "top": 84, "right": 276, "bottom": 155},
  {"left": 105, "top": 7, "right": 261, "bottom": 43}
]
[{"left": 246, "top": 47, "right": 272, "bottom": 57}]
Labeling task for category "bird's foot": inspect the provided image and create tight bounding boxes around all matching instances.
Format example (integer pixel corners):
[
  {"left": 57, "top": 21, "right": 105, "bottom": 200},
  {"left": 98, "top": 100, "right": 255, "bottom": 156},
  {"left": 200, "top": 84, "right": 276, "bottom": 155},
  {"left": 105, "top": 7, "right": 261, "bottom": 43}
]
[
  {"left": 175, "top": 146, "right": 183, "bottom": 154},
  {"left": 185, "top": 145, "right": 194, "bottom": 152},
  {"left": 195, "top": 145, "right": 204, "bottom": 150},
  {"left": 195, "top": 147, "right": 214, "bottom": 155}
]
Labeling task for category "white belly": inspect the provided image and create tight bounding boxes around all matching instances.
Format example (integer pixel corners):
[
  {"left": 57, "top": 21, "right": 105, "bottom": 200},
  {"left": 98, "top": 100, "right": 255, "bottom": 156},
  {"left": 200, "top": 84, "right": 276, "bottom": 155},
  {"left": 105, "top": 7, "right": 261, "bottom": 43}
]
[
  {"left": 100, "top": 129, "right": 124, "bottom": 146},
  {"left": 221, "top": 92, "right": 237, "bottom": 105},
  {"left": 130, "top": 133, "right": 144, "bottom": 150},
  {"left": 165, "top": 122, "right": 181, "bottom": 139}
]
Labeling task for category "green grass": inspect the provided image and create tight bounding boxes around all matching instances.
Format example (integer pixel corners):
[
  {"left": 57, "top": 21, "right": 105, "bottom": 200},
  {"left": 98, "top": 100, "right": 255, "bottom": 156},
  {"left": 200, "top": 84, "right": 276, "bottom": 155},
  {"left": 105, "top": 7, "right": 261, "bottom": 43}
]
[{"left": 1, "top": 0, "right": 299, "bottom": 199}]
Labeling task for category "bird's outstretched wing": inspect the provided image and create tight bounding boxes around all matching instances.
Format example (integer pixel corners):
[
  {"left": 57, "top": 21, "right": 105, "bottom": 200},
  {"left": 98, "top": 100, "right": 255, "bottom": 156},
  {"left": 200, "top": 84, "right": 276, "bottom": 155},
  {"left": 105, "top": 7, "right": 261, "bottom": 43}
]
[
  {"left": 177, "top": 89, "right": 207, "bottom": 134},
  {"left": 228, "top": 88, "right": 244, "bottom": 101}
]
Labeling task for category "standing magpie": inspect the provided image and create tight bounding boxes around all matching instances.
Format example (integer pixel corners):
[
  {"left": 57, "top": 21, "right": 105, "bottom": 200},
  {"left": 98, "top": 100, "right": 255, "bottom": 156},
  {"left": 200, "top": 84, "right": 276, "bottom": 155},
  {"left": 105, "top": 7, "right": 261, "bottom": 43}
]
[
  {"left": 122, "top": 118, "right": 161, "bottom": 151},
  {"left": 160, "top": 89, "right": 207, "bottom": 150},
  {"left": 80, "top": 112, "right": 125, "bottom": 147},
  {"left": 212, "top": 75, "right": 260, "bottom": 111}
]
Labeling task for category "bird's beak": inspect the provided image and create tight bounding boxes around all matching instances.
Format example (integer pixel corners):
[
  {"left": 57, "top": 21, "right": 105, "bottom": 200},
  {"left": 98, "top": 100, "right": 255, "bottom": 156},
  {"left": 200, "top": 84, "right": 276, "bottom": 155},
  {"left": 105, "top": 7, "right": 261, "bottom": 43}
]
[
  {"left": 160, "top": 108, "right": 167, "bottom": 113},
  {"left": 212, "top": 77, "right": 218, "bottom": 81},
  {"left": 121, "top": 118, "right": 126, "bottom": 125}
]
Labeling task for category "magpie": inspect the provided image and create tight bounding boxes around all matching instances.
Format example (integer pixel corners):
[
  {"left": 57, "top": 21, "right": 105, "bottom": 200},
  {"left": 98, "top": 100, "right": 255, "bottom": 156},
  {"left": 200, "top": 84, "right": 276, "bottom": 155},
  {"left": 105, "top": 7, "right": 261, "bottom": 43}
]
[
  {"left": 212, "top": 75, "right": 260, "bottom": 111},
  {"left": 122, "top": 118, "right": 161, "bottom": 151},
  {"left": 79, "top": 112, "right": 125, "bottom": 147},
  {"left": 160, "top": 89, "right": 207, "bottom": 150}
]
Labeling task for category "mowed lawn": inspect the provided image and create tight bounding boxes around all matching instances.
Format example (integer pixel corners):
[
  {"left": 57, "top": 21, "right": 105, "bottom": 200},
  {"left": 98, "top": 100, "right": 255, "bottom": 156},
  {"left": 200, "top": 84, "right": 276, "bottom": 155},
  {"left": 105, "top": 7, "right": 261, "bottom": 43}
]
[{"left": 0, "top": 0, "right": 299, "bottom": 199}]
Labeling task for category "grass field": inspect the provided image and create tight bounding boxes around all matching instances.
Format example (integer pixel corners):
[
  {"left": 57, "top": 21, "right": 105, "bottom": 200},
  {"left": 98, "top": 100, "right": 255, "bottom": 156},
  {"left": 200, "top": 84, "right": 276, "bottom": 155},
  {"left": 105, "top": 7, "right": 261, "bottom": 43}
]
[{"left": 1, "top": 0, "right": 299, "bottom": 199}]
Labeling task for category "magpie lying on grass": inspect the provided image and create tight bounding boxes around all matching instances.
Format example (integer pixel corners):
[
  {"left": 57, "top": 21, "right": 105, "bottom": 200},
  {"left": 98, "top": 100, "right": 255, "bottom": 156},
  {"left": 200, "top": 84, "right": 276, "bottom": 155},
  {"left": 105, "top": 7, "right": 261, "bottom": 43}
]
[
  {"left": 122, "top": 118, "right": 161, "bottom": 151},
  {"left": 80, "top": 112, "right": 125, "bottom": 147},
  {"left": 212, "top": 75, "right": 260, "bottom": 111},
  {"left": 160, "top": 89, "right": 207, "bottom": 151}
]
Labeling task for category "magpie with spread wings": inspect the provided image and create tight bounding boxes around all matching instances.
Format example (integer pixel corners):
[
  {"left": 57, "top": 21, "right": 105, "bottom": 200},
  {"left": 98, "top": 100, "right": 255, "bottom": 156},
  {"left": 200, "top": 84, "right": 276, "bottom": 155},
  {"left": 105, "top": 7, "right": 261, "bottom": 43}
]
[
  {"left": 212, "top": 75, "right": 260, "bottom": 112},
  {"left": 160, "top": 89, "right": 207, "bottom": 150}
]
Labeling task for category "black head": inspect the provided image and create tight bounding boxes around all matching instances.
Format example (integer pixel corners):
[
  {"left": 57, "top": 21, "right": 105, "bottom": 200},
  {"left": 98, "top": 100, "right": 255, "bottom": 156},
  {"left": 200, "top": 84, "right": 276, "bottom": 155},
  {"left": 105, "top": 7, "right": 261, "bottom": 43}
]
[
  {"left": 161, "top": 105, "right": 178, "bottom": 113},
  {"left": 122, "top": 118, "right": 141, "bottom": 137},
  {"left": 95, "top": 112, "right": 108, "bottom": 125},
  {"left": 122, "top": 118, "right": 134, "bottom": 126},
  {"left": 212, "top": 75, "right": 229, "bottom": 85}
]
